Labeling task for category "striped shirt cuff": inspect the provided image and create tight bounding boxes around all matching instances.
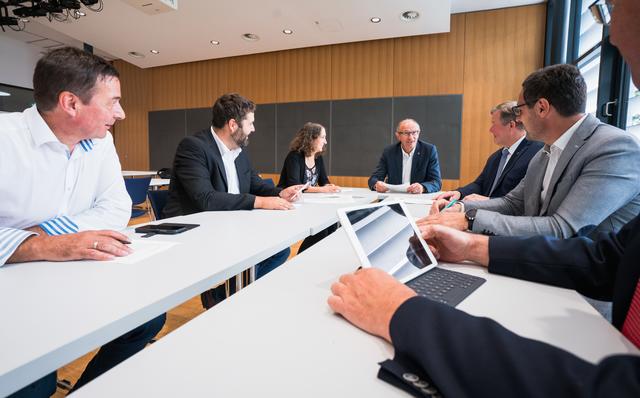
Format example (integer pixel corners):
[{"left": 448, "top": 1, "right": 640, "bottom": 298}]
[
  {"left": 0, "top": 228, "right": 38, "bottom": 266},
  {"left": 39, "top": 216, "right": 79, "bottom": 236}
]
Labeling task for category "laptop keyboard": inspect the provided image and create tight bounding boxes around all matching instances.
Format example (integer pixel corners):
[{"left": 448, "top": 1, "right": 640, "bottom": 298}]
[{"left": 406, "top": 267, "right": 486, "bottom": 307}]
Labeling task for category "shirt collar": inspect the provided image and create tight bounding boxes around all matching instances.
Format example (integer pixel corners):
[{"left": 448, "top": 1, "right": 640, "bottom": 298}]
[
  {"left": 550, "top": 114, "right": 587, "bottom": 152},
  {"left": 211, "top": 126, "right": 242, "bottom": 158},
  {"left": 402, "top": 145, "right": 416, "bottom": 158},
  {"left": 25, "top": 105, "right": 96, "bottom": 153},
  {"left": 505, "top": 134, "right": 526, "bottom": 155}
]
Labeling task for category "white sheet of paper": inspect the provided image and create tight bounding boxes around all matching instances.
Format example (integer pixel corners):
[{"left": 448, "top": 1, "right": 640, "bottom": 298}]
[
  {"left": 107, "top": 239, "right": 179, "bottom": 264},
  {"left": 384, "top": 183, "right": 410, "bottom": 193}
]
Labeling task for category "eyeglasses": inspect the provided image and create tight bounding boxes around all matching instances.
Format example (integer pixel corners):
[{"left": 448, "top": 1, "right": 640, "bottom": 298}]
[
  {"left": 511, "top": 103, "right": 527, "bottom": 117},
  {"left": 397, "top": 130, "right": 420, "bottom": 137},
  {"left": 589, "top": 0, "right": 613, "bottom": 26}
]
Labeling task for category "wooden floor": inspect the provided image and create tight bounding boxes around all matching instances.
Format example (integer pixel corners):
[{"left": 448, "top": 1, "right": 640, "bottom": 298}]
[{"left": 51, "top": 212, "right": 302, "bottom": 396}]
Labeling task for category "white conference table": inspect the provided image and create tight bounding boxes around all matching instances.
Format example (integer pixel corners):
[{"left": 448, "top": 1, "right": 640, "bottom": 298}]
[
  {"left": 0, "top": 193, "right": 377, "bottom": 397},
  {"left": 149, "top": 178, "right": 171, "bottom": 189},
  {"left": 74, "top": 205, "right": 639, "bottom": 397},
  {"left": 122, "top": 170, "right": 158, "bottom": 178}
]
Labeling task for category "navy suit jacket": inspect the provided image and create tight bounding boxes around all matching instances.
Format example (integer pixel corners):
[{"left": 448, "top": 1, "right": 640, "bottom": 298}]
[
  {"left": 163, "top": 128, "right": 281, "bottom": 217},
  {"left": 378, "top": 215, "right": 640, "bottom": 397},
  {"left": 368, "top": 140, "right": 442, "bottom": 193},
  {"left": 457, "top": 137, "right": 542, "bottom": 198}
]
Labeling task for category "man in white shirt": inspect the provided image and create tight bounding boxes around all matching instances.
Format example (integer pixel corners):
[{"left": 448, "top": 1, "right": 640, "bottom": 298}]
[
  {"left": 368, "top": 119, "right": 442, "bottom": 194},
  {"left": 424, "top": 64, "right": 640, "bottom": 239},
  {"left": 3, "top": 47, "right": 164, "bottom": 397}
]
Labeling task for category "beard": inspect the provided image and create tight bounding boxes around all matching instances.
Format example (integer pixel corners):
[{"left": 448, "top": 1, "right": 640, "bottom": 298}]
[{"left": 231, "top": 126, "right": 250, "bottom": 148}]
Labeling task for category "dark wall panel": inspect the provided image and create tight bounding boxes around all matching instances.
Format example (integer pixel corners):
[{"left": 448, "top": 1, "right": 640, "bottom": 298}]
[
  {"left": 245, "top": 103, "right": 277, "bottom": 173},
  {"left": 331, "top": 98, "right": 392, "bottom": 176},
  {"left": 149, "top": 109, "right": 186, "bottom": 170},
  {"left": 275, "top": 101, "right": 331, "bottom": 175},
  {"left": 393, "top": 95, "right": 462, "bottom": 178},
  {"left": 185, "top": 107, "right": 211, "bottom": 134}
]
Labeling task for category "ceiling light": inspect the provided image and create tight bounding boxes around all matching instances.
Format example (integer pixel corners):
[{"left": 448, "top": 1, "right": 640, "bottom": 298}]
[
  {"left": 282, "top": 29, "right": 293, "bottom": 35},
  {"left": 128, "top": 51, "right": 145, "bottom": 58},
  {"left": 370, "top": 17, "right": 381, "bottom": 23},
  {"left": 242, "top": 33, "right": 260, "bottom": 42},
  {"left": 210, "top": 40, "right": 220, "bottom": 45},
  {"left": 150, "top": 49, "right": 160, "bottom": 54},
  {"left": 0, "top": 91, "right": 11, "bottom": 97},
  {"left": 400, "top": 11, "right": 420, "bottom": 21},
  {"left": 76, "top": 11, "right": 86, "bottom": 16},
  {"left": 20, "top": 18, "right": 29, "bottom": 23}
]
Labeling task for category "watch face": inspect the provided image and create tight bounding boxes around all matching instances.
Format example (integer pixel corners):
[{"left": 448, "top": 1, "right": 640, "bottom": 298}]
[{"left": 465, "top": 209, "right": 477, "bottom": 220}]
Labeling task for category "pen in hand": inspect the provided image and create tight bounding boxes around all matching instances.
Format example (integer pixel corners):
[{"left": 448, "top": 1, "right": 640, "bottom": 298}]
[{"left": 440, "top": 198, "right": 458, "bottom": 213}]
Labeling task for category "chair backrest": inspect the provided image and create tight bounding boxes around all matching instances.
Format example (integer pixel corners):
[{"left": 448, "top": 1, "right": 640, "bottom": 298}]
[
  {"left": 124, "top": 177, "right": 152, "bottom": 206},
  {"left": 148, "top": 190, "right": 170, "bottom": 220},
  {"left": 262, "top": 178, "right": 275, "bottom": 187}
]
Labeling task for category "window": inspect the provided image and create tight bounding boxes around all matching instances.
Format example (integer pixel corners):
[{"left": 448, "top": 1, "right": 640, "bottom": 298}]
[
  {"left": 627, "top": 80, "right": 640, "bottom": 139},
  {"left": 577, "top": 46, "right": 601, "bottom": 116}
]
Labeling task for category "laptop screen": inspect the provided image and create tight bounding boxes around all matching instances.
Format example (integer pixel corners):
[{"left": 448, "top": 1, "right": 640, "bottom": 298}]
[{"left": 341, "top": 202, "right": 435, "bottom": 281}]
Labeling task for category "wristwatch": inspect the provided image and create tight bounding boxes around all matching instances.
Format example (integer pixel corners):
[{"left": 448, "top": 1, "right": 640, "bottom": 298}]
[{"left": 464, "top": 209, "right": 477, "bottom": 231}]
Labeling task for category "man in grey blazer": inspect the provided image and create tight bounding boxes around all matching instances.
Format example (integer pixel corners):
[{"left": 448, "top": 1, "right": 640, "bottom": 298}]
[{"left": 423, "top": 64, "right": 640, "bottom": 238}]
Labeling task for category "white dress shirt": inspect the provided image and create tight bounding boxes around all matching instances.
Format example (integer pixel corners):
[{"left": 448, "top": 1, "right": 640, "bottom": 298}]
[
  {"left": 401, "top": 146, "right": 416, "bottom": 185},
  {"left": 540, "top": 114, "right": 588, "bottom": 202},
  {"left": 211, "top": 127, "right": 242, "bottom": 194},
  {"left": 504, "top": 134, "right": 526, "bottom": 165},
  {"left": 0, "top": 105, "right": 132, "bottom": 265}
]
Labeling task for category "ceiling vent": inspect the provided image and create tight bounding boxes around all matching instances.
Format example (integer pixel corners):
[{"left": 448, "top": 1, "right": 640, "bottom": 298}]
[{"left": 123, "top": 0, "right": 178, "bottom": 15}]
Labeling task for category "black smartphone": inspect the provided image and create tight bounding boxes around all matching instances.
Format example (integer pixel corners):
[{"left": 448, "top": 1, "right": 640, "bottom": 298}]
[{"left": 135, "top": 223, "right": 199, "bottom": 235}]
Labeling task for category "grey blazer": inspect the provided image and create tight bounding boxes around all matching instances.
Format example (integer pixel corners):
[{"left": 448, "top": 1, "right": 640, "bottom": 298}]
[{"left": 465, "top": 114, "right": 640, "bottom": 238}]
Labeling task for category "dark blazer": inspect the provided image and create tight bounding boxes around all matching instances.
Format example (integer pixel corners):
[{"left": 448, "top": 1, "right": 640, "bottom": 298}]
[
  {"left": 457, "top": 137, "right": 542, "bottom": 198},
  {"left": 378, "top": 215, "right": 640, "bottom": 397},
  {"left": 277, "top": 151, "right": 330, "bottom": 188},
  {"left": 368, "top": 140, "right": 442, "bottom": 193},
  {"left": 163, "top": 129, "right": 281, "bottom": 217}
]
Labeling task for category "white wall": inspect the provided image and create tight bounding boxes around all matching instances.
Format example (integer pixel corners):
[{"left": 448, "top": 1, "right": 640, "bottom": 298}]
[{"left": 0, "top": 35, "right": 42, "bottom": 89}]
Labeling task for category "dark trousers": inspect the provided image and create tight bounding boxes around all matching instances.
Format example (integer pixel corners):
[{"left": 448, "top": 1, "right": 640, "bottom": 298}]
[
  {"left": 201, "top": 247, "right": 290, "bottom": 309},
  {"left": 10, "top": 314, "right": 166, "bottom": 397}
]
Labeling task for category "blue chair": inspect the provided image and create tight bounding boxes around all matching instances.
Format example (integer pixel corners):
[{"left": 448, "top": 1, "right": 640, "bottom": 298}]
[
  {"left": 262, "top": 178, "right": 275, "bottom": 187},
  {"left": 148, "top": 189, "right": 169, "bottom": 220},
  {"left": 124, "top": 177, "right": 151, "bottom": 218}
]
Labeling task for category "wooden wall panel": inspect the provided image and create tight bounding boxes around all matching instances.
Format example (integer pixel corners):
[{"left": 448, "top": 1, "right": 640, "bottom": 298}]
[
  {"left": 182, "top": 59, "right": 223, "bottom": 108},
  {"left": 113, "top": 60, "right": 151, "bottom": 170},
  {"left": 393, "top": 14, "right": 466, "bottom": 96},
  {"left": 459, "top": 4, "right": 546, "bottom": 184},
  {"left": 331, "top": 39, "right": 394, "bottom": 99},
  {"left": 219, "top": 52, "right": 277, "bottom": 104},
  {"left": 151, "top": 63, "right": 188, "bottom": 110},
  {"left": 276, "top": 46, "right": 332, "bottom": 103}
]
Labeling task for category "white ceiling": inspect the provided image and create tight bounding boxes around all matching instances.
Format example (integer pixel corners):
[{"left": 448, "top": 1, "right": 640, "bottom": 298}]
[{"left": 1, "top": 0, "right": 545, "bottom": 69}]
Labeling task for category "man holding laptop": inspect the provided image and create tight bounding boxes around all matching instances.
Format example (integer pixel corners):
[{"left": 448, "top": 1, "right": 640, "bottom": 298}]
[{"left": 329, "top": 1, "right": 640, "bottom": 396}]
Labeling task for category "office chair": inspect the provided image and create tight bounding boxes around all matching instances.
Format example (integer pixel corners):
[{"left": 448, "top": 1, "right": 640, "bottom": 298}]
[
  {"left": 262, "top": 178, "right": 275, "bottom": 187},
  {"left": 148, "top": 189, "right": 169, "bottom": 220},
  {"left": 123, "top": 177, "right": 152, "bottom": 219}
]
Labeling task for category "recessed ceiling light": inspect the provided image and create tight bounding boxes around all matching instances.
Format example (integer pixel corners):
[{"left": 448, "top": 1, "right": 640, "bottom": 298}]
[
  {"left": 150, "top": 49, "right": 160, "bottom": 54},
  {"left": 282, "top": 29, "right": 293, "bottom": 35},
  {"left": 370, "top": 17, "right": 381, "bottom": 23},
  {"left": 128, "top": 51, "right": 145, "bottom": 58},
  {"left": 0, "top": 91, "right": 11, "bottom": 97},
  {"left": 400, "top": 11, "right": 420, "bottom": 21},
  {"left": 77, "top": 11, "right": 86, "bottom": 16},
  {"left": 210, "top": 40, "right": 220, "bottom": 45},
  {"left": 242, "top": 33, "right": 260, "bottom": 42},
  {"left": 20, "top": 18, "right": 29, "bottom": 23}
]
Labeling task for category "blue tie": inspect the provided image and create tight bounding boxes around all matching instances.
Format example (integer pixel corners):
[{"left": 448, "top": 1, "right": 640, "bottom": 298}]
[{"left": 489, "top": 148, "right": 510, "bottom": 195}]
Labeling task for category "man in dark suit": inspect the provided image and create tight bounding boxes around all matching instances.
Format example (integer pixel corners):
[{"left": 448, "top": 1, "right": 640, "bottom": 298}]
[
  {"left": 368, "top": 119, "right": 442, "bottom": 194},
  {"left": 164, "top": 93, "right": 303, "bottom": 308},
  {"left": 329, "top": 1, "right": 640, "bottom": 395},
  {"left": 437, "top": 101, "right": 542, "bottom": 202}
]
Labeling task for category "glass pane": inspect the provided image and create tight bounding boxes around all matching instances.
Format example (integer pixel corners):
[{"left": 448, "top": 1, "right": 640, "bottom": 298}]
[
  {"left": 627, "top": 79, "right": 640, "bottom": 140},
  {"left": 577, "top": 46, "right": 601, "bottom": 116},
  {"left": 0, "top": 83, "right": 34, "bottom": 113},
  {"left": 579, "top": 0, "right": 604, "bottom": 56}
]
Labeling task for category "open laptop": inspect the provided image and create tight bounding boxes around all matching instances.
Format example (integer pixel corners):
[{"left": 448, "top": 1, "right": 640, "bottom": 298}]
[{"left": 337, "top": 200, "right": 485, "bottom": 307}]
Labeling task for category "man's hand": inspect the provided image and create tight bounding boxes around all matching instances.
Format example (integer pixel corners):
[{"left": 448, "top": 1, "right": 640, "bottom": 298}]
[
  {"left": 419, "top": 224, "right": 489, "bottom": 265},
  {"left": 279, "top": 184, "right": 306, "bottom": 202},
  {"left": 464, "top": 194, "right": 489, "bottom": 202},
  {"left": 429, "top": 198, "right": 463, "bottom": 215},
  {"left": 328, "top": 268, "right": 416, "bottom": 343},
  {"left": 407, "top": 183, "right": 425, "bottom": 194},
  {"left": 8, "top": 230, "right": 133, "bottom": 263},
  {"left": 416, "top": 211, "right": 468, "bottom": 231},
  {"left": 255, "top": 196, "right": 294, "bottom": 210},
  {"left": 435, "top": 190, "right": 461, "bottom": 201},
  {"left": 374, "top": 181, "right": 389, "bottom": 193}
]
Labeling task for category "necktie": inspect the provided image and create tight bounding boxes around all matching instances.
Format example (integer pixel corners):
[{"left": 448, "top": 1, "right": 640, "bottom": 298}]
[
  {"left": 622, "top": 279, "right": 640, "bottom": 348},
  {"left": 489, "top": 148, "right": 510, "bottom": 195}
]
